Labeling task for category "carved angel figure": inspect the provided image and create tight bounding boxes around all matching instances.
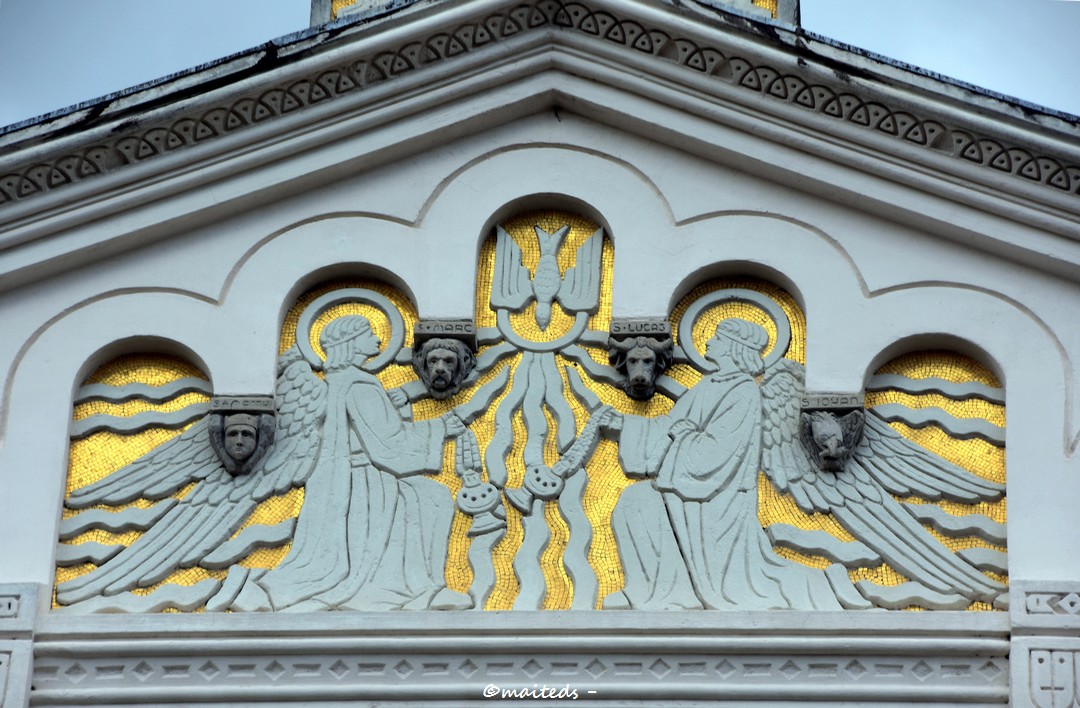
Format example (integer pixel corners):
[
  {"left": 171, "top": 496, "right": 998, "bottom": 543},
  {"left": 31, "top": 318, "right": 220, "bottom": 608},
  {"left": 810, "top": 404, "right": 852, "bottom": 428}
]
[
  {"left": 59, "top": 314, "right": 476, "bottom": 613},
  {"left": 251, "top": 315, "right": 472, "bottom": 611},
  {"left": 602, "top": 318, "right": 1005, "bottom": 611}
]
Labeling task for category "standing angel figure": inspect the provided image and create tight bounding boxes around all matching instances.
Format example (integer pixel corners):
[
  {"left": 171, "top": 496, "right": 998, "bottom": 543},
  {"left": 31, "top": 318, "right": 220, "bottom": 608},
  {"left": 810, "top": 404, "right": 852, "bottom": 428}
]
[
  {"left": 253, "top": 315, "right": 473, "bottom": 611},
  {"left": 602, "top": 318, "right": 1005, "bottom": 611},
  {"left": 603, "top": 319, "right": 841, "bottom": 610}
]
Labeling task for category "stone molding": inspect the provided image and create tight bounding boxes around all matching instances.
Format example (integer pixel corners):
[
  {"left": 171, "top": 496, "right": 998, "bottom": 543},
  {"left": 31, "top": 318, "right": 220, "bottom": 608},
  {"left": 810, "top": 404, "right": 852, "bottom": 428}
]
[
  {"left": 1012, "top": 637, "right": 1080, "bottom": 708},
  {"left": 1012, "top": 581, "right": 1080, "bottom": 636},
  {"left": 1, "top": 0, "right": 1077, "bottom": 209},
  {"left": 31, "top": 611, "right": 1009, "bottom": 705},
  {"left": 0, "top": 584, "right": 40, "bottom": 708},
  {"left": 1010, "top": 583, "right": 1080, "bottom": 708}
]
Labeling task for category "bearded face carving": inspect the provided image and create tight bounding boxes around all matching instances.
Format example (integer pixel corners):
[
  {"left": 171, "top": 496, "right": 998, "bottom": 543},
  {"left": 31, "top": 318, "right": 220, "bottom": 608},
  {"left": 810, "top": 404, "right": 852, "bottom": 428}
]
[
  {"left": 607, "top": 335, "right": 673, "bottom": 400},
  {"left": 799, "top": 409, "right": 865, "bottom": 472},
  {"left": 412, "top": 338, "right": 475, "bottom": 400}
]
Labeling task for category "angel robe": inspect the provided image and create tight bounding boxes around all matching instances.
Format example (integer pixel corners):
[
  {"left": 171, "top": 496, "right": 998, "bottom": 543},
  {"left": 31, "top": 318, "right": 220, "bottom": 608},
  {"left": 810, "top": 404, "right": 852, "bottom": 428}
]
[
  {"left": 260, "top": 366, "right": 456, "bottom": 611},
  {"left": 611, "top": 369, "right": 840, "bottom": 610}
]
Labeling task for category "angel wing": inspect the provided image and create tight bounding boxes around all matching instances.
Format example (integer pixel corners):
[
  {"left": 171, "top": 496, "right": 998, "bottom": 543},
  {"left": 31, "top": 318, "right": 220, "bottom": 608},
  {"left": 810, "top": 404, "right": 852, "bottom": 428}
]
[
  {"left": 490, "top": 225, "right": 533, "bottom": 310},
  {"left": 760, "top": 359, "right": 1004, "bottom": 605},
  {"left": 56, "top": 347, "right": 327, "bottom": 606},
  {"left": 556, "top": 227, "right": 603, "bottom": 314}
]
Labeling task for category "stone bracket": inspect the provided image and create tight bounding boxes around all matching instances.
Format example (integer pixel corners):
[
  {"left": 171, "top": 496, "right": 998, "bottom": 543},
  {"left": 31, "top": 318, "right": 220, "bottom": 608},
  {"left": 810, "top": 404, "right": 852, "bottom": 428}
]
[
  {"left": 1012, "top": 581, "right": 1080, "bottom": 636},
  {"left": 0, "top": 584, "right": 41, "bottom": 708}
]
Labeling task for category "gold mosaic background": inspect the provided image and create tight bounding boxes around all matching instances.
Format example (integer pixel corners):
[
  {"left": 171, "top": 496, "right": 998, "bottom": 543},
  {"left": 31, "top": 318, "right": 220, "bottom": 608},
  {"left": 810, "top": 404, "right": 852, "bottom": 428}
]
[
  {"left": 476, "top": 211, "right": 612, "bottom": 609},
  {"left": 58, "top": 356, "right": 214, "bottom": 607},
  {"left": 751, "top": 0, "right": 779, "bottom": 18},
  {"left": 768, "top": 351, "right": 1007, "bottom": 609},
  {"left": 58, "top": 214, "right": 1006, "bottom": 612}
]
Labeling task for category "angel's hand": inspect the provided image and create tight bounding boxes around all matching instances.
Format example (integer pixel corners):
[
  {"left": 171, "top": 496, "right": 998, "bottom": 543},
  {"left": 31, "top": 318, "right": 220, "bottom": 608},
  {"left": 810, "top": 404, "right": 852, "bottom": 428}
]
[
  {"left": 668, "top": 419, "right": 697, "bottom": 438},
  {"left": 445, "top": 412, "right": 467, "bottom": 439},
  {"left": 455, "top": 429, "right": 482, "bottom": 473},
  {"left": 387, "top": 388, "right": 409, "bottom": 408},
  {"left": 600, "top": 408, "right": 624, "bottom": 434}
]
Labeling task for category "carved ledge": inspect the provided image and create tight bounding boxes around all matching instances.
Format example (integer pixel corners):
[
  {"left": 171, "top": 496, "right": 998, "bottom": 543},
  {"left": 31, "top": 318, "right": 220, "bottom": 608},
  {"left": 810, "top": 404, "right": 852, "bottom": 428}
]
[
  {"left": 0, "top": 584, "right": 41, "bottom": 708},
  {"left": 32, "top": 612, "right": 1009, "bottom": 705}
]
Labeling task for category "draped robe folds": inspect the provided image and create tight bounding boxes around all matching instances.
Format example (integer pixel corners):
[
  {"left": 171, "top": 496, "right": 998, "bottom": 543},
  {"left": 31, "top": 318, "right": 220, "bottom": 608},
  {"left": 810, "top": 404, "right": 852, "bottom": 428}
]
[
  {"left": 611, "top": 370, "right": 841, "bottom": 610},
  {"left": 260, "top": 367, "right": 455, "bottom": 611}
]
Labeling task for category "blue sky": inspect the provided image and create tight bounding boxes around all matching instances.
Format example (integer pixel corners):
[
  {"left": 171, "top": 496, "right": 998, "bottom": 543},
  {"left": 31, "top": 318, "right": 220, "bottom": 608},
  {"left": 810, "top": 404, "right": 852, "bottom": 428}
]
[{"left": 0, "top": 0, "right": 1078, "bottom": 129}]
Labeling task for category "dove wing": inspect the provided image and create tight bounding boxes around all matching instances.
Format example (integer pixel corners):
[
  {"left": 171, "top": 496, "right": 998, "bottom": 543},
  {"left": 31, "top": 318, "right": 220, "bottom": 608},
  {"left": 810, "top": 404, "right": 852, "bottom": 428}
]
[
  {"left": 491, "top": 225, "right": 533, "bottom": 310},
  {"left": 556, "top": 228, "right": 603, "bottom": 314}
]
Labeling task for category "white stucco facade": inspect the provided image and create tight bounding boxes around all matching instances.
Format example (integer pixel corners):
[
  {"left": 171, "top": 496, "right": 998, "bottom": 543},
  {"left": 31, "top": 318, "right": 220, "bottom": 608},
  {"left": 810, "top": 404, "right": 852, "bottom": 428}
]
[{"left": 0, "top": 1, "right": 1077, "bottom": 705}]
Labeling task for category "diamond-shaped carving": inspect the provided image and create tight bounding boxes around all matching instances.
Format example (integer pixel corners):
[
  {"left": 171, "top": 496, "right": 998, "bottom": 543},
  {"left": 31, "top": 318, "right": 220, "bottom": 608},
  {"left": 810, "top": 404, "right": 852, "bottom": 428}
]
[
  {"left": 329, "top": 660, "right": 349, "bottom": 680},
  {"left": 716, "top": 660, "right": 736, "bottom": 678},
  {"left": 585, "top": 659, "right": 606, "bottom": 678},
  {"left": 394, "top": 660, "right": 414, "bottom": 678},
  {"left": 65, "top": 664, "right": 87, "bottom": 683},
  {"left": 264, "top": 661, "right": 285, "bottom": 681},
  {"left": 979, "top": 660, "right": 1003, "bottom": 680},
  {"left": 650, "top": 659, "right": 671, "bottom": 679},
  {"left": 132, "top": 662, "right": 154, "bottom": 681},
  {"left": 199, "top": 661, "right": 220, "bottom": 680},
  {"left": 1059, "top": 593, "right": 1080, "bottom": 614},
  {"left": 910, "top": 661, "right": 933, "bottom": 681},
  {"left": 459, "top": 660, "right": 479, "bottom": 678},
  {"left": 779, "top": 660, "right": 800, "bottom": 679},
  {"left": 522, "top": 659, "right": 543, "bottom": 678},
  {"left": 845, "top": 660, "right": 867, "bottom": 679}
]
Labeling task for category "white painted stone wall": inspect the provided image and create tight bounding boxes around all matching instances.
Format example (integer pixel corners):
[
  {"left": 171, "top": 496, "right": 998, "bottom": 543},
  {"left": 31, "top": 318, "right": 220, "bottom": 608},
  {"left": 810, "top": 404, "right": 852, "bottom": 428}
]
[{"left": 0, "top": 0, "right": 1076, "bottom": 703}]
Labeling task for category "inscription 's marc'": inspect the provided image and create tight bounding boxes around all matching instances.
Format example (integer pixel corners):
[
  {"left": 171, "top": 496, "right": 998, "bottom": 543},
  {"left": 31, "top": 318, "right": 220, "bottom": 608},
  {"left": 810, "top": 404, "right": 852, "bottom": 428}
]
[{"left": 55, "top": 214, "right": 1007, "bottom": 614}]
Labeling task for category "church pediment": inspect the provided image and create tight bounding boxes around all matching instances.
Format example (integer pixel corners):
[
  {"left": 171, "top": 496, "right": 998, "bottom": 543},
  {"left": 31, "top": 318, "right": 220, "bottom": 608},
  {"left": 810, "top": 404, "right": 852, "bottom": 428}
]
[{"left": 4, "top": 3, "right": 1080, "bottom": 706}]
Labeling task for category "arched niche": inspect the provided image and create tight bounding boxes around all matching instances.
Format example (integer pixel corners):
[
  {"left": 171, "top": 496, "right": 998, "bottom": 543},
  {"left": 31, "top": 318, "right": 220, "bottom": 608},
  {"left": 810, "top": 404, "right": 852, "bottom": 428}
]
[
  {"left": 474, "top": 207, "right": 613, "bottom": 341},
  {"left": 861, "top": 343, "right": 1007, "bottom": 609},
  {"left": 58, "top": 346, "right": 213, "bottom": 607}
]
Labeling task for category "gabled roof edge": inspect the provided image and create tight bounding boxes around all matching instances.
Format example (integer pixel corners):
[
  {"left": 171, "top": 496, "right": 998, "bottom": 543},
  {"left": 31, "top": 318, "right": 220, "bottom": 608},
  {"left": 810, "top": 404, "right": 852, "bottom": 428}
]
[{"left": 0, "top": 0, "right": 1076, "bottom": 212}]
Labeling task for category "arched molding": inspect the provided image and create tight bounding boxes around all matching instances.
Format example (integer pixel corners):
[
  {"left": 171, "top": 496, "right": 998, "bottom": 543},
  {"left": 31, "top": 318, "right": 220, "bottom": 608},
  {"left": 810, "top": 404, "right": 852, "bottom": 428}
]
[
  {"left": 273, "top": 263, "right": 419, "bottom": 349},
  {"left": 665, "top": 260, "right": 809, "bottom": 318},
  {"left": 628, "top": 213, "right": 866, "bottom": 323},
  {"left": 0, "top": 290, "right": 235, "bottom": 585},
  {"left": 863, "top": 333, "right": 1006, "bottom": 391},
  {"left": 417, "top": 144, "right": 675, "bottom": 318},
  {"left": 72, "top": 336, "right": 212, "bottom": 397},
  {"left": 474, "top": 192, "right": 616, "bottom": 261}
]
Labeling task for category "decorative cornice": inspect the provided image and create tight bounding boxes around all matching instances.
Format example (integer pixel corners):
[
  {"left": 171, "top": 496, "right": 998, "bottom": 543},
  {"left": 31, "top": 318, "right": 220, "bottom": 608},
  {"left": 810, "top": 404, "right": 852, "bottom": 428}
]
[
  {"left": 31, "top": 612, "right": 1010, "bottom": 705},
  {"left": 0, "top": 0, "right": 1077, "bottom": 208}
]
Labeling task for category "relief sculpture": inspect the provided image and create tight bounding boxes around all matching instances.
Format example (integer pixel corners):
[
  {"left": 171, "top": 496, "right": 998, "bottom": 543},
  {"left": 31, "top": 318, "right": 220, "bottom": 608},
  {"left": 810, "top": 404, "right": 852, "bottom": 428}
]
[{"left": 55, "top": 210, "right": 1007, "bottom": 613}]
